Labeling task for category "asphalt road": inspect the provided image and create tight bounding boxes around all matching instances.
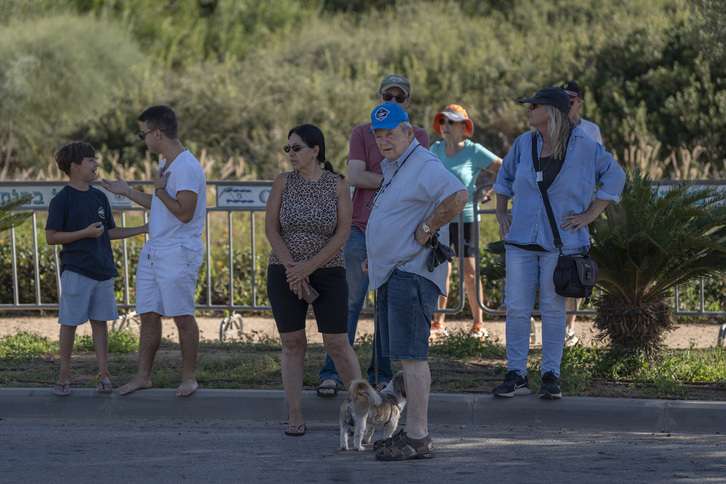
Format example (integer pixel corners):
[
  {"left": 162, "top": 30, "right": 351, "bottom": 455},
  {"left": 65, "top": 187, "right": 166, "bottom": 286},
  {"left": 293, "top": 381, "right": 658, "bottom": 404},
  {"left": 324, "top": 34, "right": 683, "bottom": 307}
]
[{"left": 1, "top": 418, "right": 724, "bottom": 483}]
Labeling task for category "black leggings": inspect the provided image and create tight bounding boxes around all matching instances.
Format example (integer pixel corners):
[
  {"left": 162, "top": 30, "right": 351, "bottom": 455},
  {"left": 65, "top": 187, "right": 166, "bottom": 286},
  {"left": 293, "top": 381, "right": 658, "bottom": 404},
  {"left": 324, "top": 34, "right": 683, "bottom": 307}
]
[
  {"left": 449, "top": 222, "right": 478, "bottom": 258},
  {"left": 267, "top": 265, "right": 348, "bottom": 334}
]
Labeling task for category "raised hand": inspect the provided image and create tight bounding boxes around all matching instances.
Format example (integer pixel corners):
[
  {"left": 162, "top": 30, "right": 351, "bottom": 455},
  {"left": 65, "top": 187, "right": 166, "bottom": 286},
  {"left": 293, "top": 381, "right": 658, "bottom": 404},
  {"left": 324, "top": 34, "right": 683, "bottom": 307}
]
[{"left": 100, "top": 175, "right": 129, "bottom": 197}]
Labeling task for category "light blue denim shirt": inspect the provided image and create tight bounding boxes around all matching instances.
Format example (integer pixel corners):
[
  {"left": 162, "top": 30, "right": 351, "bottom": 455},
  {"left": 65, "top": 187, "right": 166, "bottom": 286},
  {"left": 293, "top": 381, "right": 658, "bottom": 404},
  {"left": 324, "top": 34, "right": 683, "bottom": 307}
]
[
  {"left": 493, "top": 126, "right": 625, "bottom": 252},
  {"left": 366, "top": 139, "right": 467, "bottom": 294}
]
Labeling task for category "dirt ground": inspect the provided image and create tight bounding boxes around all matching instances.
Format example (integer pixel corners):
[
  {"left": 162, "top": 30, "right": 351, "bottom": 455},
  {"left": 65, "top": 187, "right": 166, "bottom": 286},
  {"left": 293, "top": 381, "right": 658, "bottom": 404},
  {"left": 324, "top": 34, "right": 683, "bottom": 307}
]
[{"left": 1, "top": 313, "right": 724, "bottom": 349}]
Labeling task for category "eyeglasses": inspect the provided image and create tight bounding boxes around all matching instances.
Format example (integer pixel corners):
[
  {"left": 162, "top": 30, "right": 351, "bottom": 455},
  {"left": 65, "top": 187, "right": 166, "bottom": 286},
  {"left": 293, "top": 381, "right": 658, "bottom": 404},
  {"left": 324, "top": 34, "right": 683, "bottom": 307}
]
[
  {"left": 283, "top": 144, "right": 310, "bottom": 153},
  {"left": 438, "top": 118, "right": 457, "bottom": 125},
  {"left": 380, "top": 92, "right": 408, "bottom": 104},
  {"left": 137, "top": 129, "right": 156, "bottom": 141}
]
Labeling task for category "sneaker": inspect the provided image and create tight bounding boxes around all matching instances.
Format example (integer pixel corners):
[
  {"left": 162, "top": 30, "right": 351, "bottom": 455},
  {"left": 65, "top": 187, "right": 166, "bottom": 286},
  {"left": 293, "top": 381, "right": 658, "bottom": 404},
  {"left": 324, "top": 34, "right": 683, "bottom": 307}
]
[
  {"left": 565, "top": 327, "right": 579, "bottom": 346},
  {"left": 492, "top": 371, "right": 530, "bottom": 398},
  {"left": 429, "top": 321, "right": 448, "bottom": 341},
  {"left": 469, "top": 322, "right": 489, "bottom": 340},
  {"left": 539, "top": 371, "right": 562, "bottom": 399}
]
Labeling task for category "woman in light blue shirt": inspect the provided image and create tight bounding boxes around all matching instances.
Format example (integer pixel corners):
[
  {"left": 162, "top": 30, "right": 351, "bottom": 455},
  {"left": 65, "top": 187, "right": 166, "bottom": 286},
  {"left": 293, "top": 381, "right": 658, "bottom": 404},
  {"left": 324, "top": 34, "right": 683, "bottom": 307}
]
[
  {"left": 492, "top": 87, "right": 625, "bottom": 400},
  {"left": 429, "top": 104, "right": 501, "bottom": 342}
]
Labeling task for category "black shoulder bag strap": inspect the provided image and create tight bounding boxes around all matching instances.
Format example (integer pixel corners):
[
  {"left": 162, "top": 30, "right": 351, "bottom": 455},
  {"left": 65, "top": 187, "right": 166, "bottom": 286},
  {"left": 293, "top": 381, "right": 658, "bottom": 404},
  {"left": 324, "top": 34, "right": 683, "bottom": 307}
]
[{"left": 533, "top": 132, "right": 564, "bottom": 255}]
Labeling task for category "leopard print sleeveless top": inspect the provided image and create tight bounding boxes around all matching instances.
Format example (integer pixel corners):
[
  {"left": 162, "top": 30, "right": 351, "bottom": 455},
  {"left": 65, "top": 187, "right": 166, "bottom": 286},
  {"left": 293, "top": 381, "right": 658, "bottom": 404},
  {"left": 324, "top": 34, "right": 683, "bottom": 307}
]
[{"left": 268, "top": 170, "right": 345, "bottom": 268}]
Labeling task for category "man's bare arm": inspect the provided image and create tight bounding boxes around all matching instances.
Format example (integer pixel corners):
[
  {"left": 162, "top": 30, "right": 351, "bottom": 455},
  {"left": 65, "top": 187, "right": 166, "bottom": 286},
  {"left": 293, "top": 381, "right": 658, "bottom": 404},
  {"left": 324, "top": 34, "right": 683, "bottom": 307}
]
[
  {"left": 414, "top": 190, "right": 469, "bottom": 245},
  {"left": 348, "top": 159, "right": 383, "bottom": 189}
]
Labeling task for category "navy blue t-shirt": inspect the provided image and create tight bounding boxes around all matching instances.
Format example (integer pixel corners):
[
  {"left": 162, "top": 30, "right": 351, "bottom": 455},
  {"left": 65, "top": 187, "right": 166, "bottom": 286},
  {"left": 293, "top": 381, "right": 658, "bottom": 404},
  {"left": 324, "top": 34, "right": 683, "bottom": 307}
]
[{"left": 45, "top": 185, "right": 119, "bottom": 281}]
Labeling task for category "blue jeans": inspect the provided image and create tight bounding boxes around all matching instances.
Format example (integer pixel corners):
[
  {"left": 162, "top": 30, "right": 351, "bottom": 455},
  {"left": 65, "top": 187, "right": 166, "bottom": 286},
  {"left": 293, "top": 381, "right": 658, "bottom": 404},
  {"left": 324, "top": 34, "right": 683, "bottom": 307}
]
[
  {"left": 318, "top": 227, "right": 393, "bottom": 385},
  {"left": 504, "top": 244, "right": 580, "bottom": 378},
  {"left": 376, "top": 269, "right": 438, "bottom": 361}
]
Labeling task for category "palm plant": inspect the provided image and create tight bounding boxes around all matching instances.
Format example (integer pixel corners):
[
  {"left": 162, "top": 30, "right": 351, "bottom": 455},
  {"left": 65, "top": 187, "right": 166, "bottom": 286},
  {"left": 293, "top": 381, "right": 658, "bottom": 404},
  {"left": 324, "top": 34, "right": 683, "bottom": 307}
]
[
  {"left": 0, "top": 194, "right": 33, "bottom": 233},
  {"left": 590, "top": 171, "right": 726, "bottom": 361}
]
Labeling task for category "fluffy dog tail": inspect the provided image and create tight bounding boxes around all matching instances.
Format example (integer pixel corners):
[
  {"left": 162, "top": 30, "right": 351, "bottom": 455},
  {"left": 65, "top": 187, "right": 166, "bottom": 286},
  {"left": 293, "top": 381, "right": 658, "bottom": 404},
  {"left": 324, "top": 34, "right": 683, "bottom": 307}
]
[{"left": 348, "top": 379, "right": 383, "bottom": 407}]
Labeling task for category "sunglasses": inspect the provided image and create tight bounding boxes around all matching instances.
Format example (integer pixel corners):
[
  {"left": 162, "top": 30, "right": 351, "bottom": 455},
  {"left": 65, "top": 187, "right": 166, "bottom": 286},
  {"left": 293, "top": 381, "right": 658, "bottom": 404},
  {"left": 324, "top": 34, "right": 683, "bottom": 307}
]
[
  {"left": 438, "top": 118, "right": 458, "bottom": 125},
  {"left": 380, "top": 92, "right": 408, "bottom": 104},
  {"left": 283, "top": 144, "right": 310, "bottom": 153},
  {"left": 528, "top": 103, "right": 544, "bottom": 111},
  {"left": 137, "top": 128, "right": 156, "bottom": 141}
]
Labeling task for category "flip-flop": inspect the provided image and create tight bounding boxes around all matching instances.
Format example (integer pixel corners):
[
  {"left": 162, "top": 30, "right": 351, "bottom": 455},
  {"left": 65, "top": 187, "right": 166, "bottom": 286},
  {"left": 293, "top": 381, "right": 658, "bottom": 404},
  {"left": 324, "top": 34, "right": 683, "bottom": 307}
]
[
  {"left": 285, "top": 424, "right": 306, "bottom": 437},
  {"left": 96, "top": 372, "right": 113, "bottom": 393},
  {"left": 52, "top": 382, "right": 71, "bottom": 396},
  {"left": 316, "top": 380, "right": 338, "bottom": 398}
]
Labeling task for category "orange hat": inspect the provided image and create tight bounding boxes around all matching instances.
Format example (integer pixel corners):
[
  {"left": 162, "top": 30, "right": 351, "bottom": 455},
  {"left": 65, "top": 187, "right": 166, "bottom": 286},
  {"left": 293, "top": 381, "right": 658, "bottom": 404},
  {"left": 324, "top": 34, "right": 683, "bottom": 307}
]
[{"left": 433, "top": 104, "right": 474, "bottom": 137}]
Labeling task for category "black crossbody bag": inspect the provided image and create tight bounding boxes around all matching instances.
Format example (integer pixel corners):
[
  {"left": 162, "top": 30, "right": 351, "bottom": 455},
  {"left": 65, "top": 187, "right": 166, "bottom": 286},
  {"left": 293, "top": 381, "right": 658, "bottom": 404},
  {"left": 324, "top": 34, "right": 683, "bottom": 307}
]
[{"left": 532, "top": 133, "right": 598, "bottom": 302}]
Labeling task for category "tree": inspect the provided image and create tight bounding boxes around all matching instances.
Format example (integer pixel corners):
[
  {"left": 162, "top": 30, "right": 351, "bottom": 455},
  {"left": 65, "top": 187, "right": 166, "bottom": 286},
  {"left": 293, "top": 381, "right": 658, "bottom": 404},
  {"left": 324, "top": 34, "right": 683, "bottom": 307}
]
[
  {"left": 0, "top": 194, "right": 33, "bottom": 232},
  {"left": 589, "top": 172, "right": 726, "bottom": 363}
]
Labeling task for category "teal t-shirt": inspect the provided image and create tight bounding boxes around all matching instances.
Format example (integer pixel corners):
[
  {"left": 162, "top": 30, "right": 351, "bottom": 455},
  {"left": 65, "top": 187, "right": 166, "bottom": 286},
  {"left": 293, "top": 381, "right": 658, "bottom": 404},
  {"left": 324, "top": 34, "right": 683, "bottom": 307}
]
[{"left": 431, "top": 139, "right": 497, "bottom": 222}]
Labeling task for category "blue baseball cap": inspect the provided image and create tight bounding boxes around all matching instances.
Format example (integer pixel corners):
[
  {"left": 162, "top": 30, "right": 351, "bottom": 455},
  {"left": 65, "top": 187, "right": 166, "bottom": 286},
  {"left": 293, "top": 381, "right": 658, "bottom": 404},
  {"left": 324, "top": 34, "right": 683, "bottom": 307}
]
[{"left": 369, "top": 102, "right": 410, "bottom": 133}]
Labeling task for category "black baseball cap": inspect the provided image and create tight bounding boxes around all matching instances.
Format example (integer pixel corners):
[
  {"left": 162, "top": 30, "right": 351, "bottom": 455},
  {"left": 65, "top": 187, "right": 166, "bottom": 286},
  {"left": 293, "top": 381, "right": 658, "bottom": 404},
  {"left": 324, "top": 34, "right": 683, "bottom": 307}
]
[
  {"left": 560, "top": 80, "right": 581, "bottom": 100},
  {"left": 518, "top": 87, "right": 571, "bottom": 115}
]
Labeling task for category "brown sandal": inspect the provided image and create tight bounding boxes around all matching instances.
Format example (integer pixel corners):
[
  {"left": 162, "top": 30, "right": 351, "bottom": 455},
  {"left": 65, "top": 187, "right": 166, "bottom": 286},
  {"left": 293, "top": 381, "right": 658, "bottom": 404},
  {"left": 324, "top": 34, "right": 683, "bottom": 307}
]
[
  {"left": 375, "top": 433, "right": 435, "bottom": 461},
  {"left": 373, "top": 428, "right": 407, "bottom": 451}
]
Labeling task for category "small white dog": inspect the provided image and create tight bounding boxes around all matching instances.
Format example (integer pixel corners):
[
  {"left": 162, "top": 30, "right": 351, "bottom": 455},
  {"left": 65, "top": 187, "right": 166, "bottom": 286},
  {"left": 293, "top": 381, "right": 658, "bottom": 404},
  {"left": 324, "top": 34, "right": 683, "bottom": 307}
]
[{"left": 340, "top": 370, "right": 406, "bottom": 451}]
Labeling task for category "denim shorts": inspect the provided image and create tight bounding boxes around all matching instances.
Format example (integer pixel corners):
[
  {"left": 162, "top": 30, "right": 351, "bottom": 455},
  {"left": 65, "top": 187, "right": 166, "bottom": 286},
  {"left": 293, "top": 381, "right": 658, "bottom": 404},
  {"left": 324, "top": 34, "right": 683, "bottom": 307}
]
[
  {"left": 58, "top": 270, "right": 118, "bottom": 326},
  {"left": 376, "top": 269, "right": 439, "bottom": 361},
  {"left": 135, "top": 245, "right": 203, "bottom": 317}
]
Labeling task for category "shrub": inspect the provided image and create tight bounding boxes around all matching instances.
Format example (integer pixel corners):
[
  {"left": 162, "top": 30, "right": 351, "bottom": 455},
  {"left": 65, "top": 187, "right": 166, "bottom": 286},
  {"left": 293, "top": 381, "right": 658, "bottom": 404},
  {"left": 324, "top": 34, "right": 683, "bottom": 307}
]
[{"left": 0, "top": 14, "right": 146, "bottom": 173}]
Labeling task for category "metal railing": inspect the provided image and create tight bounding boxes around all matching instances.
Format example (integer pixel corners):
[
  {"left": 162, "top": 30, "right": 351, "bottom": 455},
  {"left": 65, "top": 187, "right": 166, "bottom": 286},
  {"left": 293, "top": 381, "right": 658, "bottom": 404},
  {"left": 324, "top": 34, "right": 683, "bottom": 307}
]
[{"left": 2, "top": 179, "right": 725, "bottom": 342}]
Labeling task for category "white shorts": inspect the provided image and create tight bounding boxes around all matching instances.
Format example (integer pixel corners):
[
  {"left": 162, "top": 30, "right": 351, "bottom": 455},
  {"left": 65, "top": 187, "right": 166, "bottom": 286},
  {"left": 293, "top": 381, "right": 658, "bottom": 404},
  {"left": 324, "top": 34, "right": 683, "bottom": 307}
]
[
  {"left": 135, "top": 245, "right": 204, "bottom": 317},
  {"left": 58, "top": 271, "right": 118, "bottom": 326}
]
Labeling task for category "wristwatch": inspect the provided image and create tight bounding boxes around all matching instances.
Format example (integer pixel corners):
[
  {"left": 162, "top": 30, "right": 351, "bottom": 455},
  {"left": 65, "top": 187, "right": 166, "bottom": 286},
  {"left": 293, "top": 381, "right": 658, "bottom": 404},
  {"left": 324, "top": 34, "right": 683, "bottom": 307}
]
[{"left": 422, "top": 222, "right": 431, "bottom": 234}]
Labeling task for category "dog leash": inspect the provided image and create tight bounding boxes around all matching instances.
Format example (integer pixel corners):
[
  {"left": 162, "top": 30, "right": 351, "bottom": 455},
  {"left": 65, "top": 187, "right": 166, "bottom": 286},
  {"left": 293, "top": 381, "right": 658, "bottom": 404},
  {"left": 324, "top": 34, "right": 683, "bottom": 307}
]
[{"left": 373, "top": 289, "right": 379, "bottom": 388}]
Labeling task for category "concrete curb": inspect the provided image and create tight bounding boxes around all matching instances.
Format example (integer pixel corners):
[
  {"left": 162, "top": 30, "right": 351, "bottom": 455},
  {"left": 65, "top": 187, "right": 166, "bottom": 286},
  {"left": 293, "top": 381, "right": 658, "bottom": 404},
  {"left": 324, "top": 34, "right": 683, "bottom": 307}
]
[{"left": 2, "top": 388, "right": 726, "bottom": 433}]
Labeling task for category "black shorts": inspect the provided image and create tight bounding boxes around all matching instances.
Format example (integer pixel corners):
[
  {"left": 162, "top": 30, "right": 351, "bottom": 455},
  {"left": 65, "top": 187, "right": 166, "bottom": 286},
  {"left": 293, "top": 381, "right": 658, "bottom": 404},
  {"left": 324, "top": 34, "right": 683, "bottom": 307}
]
[
  {"left": 267, "top": 264, "right": 348, "bottom": 334},
  {"left": 449, "top": 222, "right": 478, "bottom": 258}
]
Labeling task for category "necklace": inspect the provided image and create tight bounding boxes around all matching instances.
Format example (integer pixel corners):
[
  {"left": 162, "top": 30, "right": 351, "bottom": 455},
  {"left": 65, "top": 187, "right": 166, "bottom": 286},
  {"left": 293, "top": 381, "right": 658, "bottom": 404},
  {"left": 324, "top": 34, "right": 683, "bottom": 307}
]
[{"left": 535, "top": 135, "right": 551, "bottom": 182}]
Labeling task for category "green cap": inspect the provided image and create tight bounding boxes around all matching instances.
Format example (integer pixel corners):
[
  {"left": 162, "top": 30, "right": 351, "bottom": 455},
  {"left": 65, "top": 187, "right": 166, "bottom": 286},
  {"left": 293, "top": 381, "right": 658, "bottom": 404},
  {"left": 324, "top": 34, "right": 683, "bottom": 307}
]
[{"left": 379, "top": 74, "right": 410, "bottom": 96}]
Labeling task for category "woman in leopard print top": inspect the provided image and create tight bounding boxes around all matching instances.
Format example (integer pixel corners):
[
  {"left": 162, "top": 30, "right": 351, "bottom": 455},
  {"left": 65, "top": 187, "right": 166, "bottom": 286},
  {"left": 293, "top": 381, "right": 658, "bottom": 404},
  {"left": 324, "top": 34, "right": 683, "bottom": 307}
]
[{"left": 266, "top": 124, "right": 362, "bottom": 437}]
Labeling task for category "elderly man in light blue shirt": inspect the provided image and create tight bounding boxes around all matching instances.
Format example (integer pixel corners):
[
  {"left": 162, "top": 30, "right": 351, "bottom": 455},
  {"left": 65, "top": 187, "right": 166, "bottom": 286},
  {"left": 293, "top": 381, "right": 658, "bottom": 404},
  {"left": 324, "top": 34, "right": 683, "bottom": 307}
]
[{"left": 364, "top": 102, "right": 467, "bottom": 461}]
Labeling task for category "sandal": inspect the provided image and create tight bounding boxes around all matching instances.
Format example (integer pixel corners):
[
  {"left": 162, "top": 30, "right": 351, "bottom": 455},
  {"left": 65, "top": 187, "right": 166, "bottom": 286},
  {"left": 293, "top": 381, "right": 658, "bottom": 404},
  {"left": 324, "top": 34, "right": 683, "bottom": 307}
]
[
  {"left": 469, "top": 322, "right": 489, "bottom": 340},
  {"left": 285, "top": 424, "right": 306, "bottom": 437},
  {"left": 373, "top": 428, "right": 407, "bottom": 451},
  {"left": 96, "top": 371, "right": 113, "bottom": 393},
  {"left": 52, "top": 382, "right": 71, "bottom": 396},
  {"left": 375, "top": 433, "right": 435, "bottom": 461},
  {"left": 316, "top": 380, "right": 338, "bottom": 398},
  {"left": 428, "top": 321, "right": 448, "bottom": 341}
]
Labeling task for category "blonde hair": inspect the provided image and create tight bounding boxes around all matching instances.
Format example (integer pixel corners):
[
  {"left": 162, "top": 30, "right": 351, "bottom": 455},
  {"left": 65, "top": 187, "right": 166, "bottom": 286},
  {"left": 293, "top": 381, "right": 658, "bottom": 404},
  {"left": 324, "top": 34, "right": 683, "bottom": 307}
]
[{"left": 545, "top": 105, "right": 574, "bottom": 160}]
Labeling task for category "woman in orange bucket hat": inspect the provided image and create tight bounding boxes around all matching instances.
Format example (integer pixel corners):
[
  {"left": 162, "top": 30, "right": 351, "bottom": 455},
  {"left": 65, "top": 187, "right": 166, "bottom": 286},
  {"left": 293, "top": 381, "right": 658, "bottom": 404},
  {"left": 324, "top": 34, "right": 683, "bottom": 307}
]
[{"left": 429, "top": 104, "right": 502, "bottom": 341}]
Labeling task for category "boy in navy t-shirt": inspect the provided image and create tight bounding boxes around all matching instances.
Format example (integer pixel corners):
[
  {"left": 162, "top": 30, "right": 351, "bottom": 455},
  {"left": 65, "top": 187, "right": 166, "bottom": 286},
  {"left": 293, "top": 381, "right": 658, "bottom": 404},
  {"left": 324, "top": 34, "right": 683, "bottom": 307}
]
[{"left": 45, "top": 142, "right": 147, "bottom": 396}]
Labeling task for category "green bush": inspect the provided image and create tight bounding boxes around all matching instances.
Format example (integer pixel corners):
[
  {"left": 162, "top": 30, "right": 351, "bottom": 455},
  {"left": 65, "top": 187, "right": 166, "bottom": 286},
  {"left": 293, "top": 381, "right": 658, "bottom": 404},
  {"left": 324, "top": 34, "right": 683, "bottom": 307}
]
[
  {"left": 5, "top": 0, "right": 724, "bottom": 182},
  {"left": 0, "top": 331, "right": 56, "bottom": 359},
  {"left": 0, "top": 14, "right": 146, "bottom": 173}
]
